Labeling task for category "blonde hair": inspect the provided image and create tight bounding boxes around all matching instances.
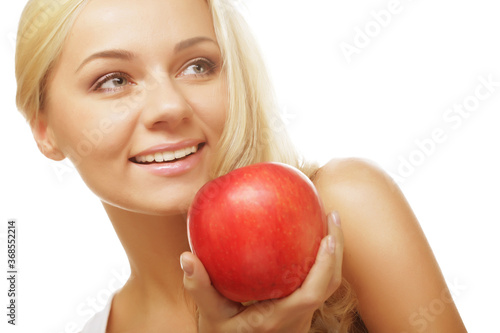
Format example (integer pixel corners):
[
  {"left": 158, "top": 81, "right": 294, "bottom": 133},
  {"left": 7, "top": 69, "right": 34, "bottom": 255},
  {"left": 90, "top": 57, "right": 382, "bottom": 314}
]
[
  {"left": 15, "top": 0, "right": 89, "bottom": 123},
  {"left": 15, "top": 0, "right": 364, "bottom": 331},
  {"left": 207, "top": 0, "right": 312, "bottom": 179}
]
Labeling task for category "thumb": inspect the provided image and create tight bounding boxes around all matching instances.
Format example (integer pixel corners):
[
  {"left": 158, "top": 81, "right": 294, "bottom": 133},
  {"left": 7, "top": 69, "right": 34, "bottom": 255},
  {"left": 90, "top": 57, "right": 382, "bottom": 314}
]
[{"left": 180, "top": 252, "right": 241, "bottom": 320}]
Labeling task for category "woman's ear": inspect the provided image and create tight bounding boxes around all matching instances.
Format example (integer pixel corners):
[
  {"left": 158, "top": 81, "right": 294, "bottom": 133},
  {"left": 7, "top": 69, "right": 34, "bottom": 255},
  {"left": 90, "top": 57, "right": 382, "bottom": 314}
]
[{"left": 30, "top": 112, "right": 65, "bottom": 161}]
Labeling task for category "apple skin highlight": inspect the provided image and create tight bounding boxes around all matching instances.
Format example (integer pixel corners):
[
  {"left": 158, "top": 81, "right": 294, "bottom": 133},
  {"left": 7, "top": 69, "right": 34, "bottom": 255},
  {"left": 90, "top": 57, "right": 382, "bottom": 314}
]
[{"left": 187, "top": 162, "right": 327, "bottom": 303}]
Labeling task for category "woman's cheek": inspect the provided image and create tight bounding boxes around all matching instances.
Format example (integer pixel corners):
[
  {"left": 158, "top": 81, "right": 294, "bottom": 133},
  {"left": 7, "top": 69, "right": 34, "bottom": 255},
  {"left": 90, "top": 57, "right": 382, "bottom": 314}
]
[
  {"left": 192, "top": 79, "right": 228, "bottom": 139},
  {"left": 57, "top": 101, "right": 138, "bottom": 167}
]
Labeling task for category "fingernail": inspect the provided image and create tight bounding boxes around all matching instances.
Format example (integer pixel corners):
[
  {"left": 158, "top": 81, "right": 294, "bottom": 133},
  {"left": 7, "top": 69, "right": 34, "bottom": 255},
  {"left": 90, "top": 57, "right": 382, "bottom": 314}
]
[
  {"left": 329, "top": 211, "right": 341, "bottom": 227},
  {"left": 180, "top": 254, "right": 194, "bottom": 277},
  {"left": 326, "top": 235, "right": 335, "bottom": 254}
]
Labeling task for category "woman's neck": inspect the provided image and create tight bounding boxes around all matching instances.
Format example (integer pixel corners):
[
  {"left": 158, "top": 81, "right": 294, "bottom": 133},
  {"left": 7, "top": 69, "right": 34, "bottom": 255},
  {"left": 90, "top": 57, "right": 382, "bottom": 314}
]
[{"left": 102, "top": 202, "right": 194, "bottom": 311}]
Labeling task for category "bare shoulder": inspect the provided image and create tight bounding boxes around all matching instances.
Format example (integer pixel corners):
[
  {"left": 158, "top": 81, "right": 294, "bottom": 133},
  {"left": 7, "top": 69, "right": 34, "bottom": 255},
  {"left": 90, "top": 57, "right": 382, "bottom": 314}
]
[
  {"left": 312, "top": 158, "right": 466, "bottom": 332},
  {"left": 312, "top": 157, "right": 405, "bottom": 216},
  {"left": 312, "top": 157, "right": 396, "bottom": 192}
]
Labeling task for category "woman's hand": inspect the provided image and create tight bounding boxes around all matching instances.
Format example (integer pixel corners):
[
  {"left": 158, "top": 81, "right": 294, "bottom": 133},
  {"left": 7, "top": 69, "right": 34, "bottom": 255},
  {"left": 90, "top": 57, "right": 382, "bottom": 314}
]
[{"left": 180, "top": 211, "right": 344, "bottom": 333}]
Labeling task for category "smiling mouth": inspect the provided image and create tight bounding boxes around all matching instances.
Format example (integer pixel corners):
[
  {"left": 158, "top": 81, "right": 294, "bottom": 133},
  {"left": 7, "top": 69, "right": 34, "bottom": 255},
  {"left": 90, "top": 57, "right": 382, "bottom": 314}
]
[{"left": 131, "top": 143, "right": 205, "bottom": 164}]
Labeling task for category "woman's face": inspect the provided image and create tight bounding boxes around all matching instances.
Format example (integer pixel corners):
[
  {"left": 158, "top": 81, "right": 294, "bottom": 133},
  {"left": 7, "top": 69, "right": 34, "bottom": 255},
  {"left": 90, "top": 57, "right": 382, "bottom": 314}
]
[{"left": 42, "top": 0, "right": 227, "bottom": 215}]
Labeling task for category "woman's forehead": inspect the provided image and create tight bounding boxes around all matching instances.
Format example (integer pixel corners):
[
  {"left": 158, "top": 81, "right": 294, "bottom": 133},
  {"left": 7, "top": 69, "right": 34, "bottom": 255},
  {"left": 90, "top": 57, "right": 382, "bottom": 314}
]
[{"left": 64, "top": 0, "right": 216, "bottom": 59}]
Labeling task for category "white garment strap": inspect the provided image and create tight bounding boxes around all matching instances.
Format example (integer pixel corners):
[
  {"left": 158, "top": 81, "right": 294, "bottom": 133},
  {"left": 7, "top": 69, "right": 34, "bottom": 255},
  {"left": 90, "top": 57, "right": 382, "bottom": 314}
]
[{"left": 79, "top": 288, "right": 119, "bottom": 333}]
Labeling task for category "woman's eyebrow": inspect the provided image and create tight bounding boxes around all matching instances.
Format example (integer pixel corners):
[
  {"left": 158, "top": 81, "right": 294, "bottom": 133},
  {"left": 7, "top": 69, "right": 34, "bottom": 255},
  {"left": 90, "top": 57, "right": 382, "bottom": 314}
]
[
  {"left": 75, "top": 36, "right": 218, "bottom": 74},
  {"left": 75, "top": 49, "right": 134, "bottom": 73},
  {"left": 174, "top": 36, "right": 217, "bottom": 53}
]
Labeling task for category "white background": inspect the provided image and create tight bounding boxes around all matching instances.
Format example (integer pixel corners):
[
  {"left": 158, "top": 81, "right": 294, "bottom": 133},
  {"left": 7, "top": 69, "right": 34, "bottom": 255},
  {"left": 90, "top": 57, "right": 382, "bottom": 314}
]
[{"left": 1, "top": 0, "right": 499, "bottom": 332}]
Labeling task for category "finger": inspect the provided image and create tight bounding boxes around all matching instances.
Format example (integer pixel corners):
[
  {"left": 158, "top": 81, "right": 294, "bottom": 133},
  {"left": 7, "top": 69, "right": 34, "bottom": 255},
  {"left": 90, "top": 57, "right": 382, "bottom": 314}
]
[
  {"left": 327, "top": 211, "right": 344, "bottom": 293},
  {"left": 284, "top": 211, "right": 344, "bottom": 310},
  {"left": 230, "top": 213, "right": 344, "bottom": 332},
  {"left": 180, "top": 252, "right": 241, "bottom": 320}
]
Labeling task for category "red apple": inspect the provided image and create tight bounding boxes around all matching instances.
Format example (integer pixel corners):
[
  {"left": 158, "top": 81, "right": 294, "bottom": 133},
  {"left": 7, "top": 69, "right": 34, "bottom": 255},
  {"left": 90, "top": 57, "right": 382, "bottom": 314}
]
[{"left": 187, "top": 162, "right": 327, "bottom": 303}]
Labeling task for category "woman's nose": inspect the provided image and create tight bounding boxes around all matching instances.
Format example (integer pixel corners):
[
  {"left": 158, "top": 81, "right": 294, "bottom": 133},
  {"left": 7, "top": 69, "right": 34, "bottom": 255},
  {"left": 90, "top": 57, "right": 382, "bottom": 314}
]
[{"left": 140, "top": 74, "right": 193, "bottom": 130}]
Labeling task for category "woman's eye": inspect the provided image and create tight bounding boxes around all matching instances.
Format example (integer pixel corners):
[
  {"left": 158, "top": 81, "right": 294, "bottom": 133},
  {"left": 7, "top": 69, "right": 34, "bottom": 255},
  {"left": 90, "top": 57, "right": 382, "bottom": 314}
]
[
  {"left": 179, "top": 58, "right": 216, "bottom": 77},
  {"left": 101, "top": 77, "right": 128, "bottom": 89},
  {"left": 93, "top": 73, "right": 133, "bottom": 92}
]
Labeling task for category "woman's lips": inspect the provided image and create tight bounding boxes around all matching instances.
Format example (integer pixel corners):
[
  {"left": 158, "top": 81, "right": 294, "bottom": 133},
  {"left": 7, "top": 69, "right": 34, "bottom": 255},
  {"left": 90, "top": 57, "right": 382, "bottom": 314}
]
[
  {"left": 132, "top": 143, "right": 202, "bottom": 164},
  {"left": 130, "top": 143, "right": 206, "bottom": 176}
]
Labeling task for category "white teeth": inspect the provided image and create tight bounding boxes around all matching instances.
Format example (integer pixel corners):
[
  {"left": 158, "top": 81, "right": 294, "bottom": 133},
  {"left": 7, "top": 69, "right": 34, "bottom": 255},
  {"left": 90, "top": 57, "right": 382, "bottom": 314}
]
[
  {"left": 174, "top": 150, "right": 184, "bottom": 159},
  {"left": 162, "top": 151, "right": 175, "bottom": 161},
  {"left": 135, "top": 145, "right": 199, "bottom": 163}
]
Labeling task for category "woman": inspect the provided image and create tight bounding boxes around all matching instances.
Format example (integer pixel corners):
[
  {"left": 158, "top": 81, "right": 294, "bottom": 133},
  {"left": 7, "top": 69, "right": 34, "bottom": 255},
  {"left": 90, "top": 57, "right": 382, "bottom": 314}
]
[{"left": 15, "top": 0, "right": 467, "bottom": 331}]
